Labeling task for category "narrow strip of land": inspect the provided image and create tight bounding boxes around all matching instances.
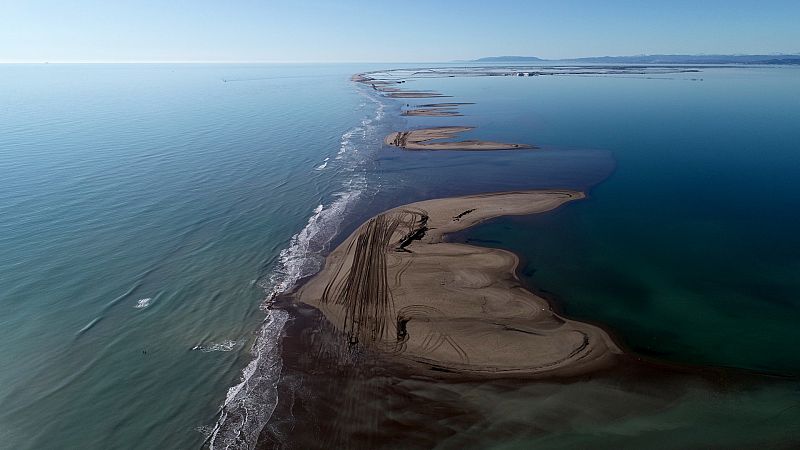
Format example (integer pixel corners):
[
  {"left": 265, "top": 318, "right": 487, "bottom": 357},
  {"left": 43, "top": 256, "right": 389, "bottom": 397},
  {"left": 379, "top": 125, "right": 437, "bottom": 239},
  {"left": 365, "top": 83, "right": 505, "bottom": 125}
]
[
  {"left": 385, "top": 127, "right": 533, "bottom": 151},
  {"left": 401, "top": 108, "right": 462, "bottom": 117}
]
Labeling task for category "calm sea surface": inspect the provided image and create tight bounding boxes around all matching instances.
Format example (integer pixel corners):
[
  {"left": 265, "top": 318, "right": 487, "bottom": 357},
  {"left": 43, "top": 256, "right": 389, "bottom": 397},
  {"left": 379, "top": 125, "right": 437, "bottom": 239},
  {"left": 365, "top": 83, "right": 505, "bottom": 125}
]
[
  {"left": 1, "top": 64, "right": 799, "bottom": 448},
  {"left": 0, "top": 63, "right": 393, "bottom": 448}
]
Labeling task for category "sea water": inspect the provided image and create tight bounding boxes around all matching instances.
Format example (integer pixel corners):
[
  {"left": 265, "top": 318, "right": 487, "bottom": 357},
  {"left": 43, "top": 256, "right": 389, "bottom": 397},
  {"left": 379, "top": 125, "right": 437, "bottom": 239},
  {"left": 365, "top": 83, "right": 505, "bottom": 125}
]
[
  {"left": 0, "top": 63, "right": 391, "bottom": 449},
  {"left": 2, "top": 63, "right": 799, "bottom": 448}
]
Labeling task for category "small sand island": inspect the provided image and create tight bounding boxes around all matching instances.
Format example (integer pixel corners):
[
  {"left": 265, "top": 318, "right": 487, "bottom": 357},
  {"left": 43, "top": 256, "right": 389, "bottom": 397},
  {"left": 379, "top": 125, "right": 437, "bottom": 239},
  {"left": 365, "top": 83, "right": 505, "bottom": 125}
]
[
  {"left": 401, "top": 107, "right": 462, "bottom": 117},
  {"left": 294, "top": 191, "right": 621, "bottom": 377},
  {"left": 385, "top": 126, "right": 533, "bottom": 151},
  {"left": 401, "top": 102, "right": 476, "bottom": 116},
  {"left": 386, "top": 91, "right": 449, "bottom": 98}
]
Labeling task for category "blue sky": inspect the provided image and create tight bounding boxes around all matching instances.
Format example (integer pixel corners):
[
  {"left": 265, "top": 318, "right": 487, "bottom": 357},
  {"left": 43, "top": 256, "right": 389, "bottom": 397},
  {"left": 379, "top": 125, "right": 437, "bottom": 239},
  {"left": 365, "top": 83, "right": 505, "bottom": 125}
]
[{"left": 1, "top": 0, "right": 799, "bottom": 62}]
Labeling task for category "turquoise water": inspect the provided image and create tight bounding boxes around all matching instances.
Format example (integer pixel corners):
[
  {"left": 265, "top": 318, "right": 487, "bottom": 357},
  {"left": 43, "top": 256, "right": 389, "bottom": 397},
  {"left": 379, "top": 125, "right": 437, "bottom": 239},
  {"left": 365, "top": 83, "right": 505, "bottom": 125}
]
[
  {"left": 0, "top": 63, "right": 391, "bottom": 448},
  {"left": 2, "top": 64, "right": 799, "bottom": 448}
]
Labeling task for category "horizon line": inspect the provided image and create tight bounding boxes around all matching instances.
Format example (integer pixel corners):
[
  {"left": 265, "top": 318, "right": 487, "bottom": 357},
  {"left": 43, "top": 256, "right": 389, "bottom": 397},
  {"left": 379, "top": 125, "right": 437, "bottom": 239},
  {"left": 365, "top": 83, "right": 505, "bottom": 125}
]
[{"left": 2, "top": 52, "right": 799, "bottom": 65}]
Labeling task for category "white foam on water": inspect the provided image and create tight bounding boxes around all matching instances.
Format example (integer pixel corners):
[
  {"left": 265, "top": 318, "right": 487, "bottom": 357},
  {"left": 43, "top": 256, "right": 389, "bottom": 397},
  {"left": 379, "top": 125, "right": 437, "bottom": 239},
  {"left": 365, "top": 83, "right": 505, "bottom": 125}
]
[
  {"left": 208, "top": 309, "right": 289, "bottom": 450},
  {"left": 315, "top": 157, "right": 329, "bottom": 170},
  {"left": 134, "top": 298, "right": 152, "bottom": 309},
  {"left": 261, "top": 187, "right": 363, "bottom": 302},
  {"left": 335, "top": 126, "right": 361, "bottom": 159},
  {"left": 192, "top": 339, "right": 241, "bottom": 352},
  {"left": 209, "top": 85, "right": 386, "bottom": 449}
]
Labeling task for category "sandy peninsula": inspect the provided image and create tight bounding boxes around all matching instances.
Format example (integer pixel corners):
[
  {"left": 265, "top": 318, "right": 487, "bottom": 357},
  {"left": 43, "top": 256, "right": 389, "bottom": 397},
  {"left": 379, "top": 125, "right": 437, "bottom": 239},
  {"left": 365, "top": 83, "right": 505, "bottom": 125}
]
[
  {"left": 401, "top": 106, "right": 462, "bottom": 117},
  {"left": 416, "top": 102, "right": 475, "bottom": 108},
  {"left": 401, "top": 102, "right": 475, "bottom": 116},
  {"left": 293, "top": 191, "right": 621, "bottom": 377},
  {"left": 401, "top": 102, "right": 476, "bottom": 116},
  {"left": 386, "top": 91, "right": 450, "bottom": 98},
  {"left": 385, "top": 126, "right": 533, "bottom": 151}
]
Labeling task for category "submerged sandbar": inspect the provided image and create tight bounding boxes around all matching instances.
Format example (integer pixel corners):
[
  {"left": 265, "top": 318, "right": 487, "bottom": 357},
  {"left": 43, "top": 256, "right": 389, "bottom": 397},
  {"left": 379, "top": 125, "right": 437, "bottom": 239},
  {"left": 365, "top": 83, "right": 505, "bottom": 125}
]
[
  {"left": 385, "top": 126, "right": 533, "bottom": 151},
  {"left": 294, "top": 191, "right": 621, "bottom": 377}
]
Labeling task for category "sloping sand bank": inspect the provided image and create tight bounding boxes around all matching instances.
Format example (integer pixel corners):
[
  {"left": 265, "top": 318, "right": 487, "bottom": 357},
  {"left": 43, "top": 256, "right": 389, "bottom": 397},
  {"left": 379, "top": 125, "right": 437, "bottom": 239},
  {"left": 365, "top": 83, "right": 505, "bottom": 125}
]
[
  {"left": 294, "top": 191, "right": 621, "bottom": 378},
  {"left": 385, "top": 126, "right": 533, "bottom": 151},
  {"left": 401, "top": 107, "right": 462, "bottom": 117},
  {"left": 386, "top": 91, "right": 449, "bottom": 98}
]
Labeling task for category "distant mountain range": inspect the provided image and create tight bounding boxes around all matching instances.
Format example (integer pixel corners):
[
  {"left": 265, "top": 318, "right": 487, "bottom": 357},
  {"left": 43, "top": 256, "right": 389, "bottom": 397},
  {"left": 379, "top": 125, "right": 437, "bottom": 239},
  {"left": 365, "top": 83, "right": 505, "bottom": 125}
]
[
  {"left": 470, "top": 54, "right": 800, "bottom": 65},
  {"left": 471, "top": 56, "right": 546, "bottom": 62}
]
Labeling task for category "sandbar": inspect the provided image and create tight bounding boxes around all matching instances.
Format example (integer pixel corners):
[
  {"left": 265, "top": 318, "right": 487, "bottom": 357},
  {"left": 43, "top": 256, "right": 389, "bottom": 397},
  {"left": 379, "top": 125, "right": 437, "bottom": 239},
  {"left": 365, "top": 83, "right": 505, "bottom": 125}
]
[
  {"left": 416, "top": 102, "right": 475, "bottom": 107},
  {"left": 387, "top": 91, "right": 449, "bottom": 98},
  {"left": 385, "top": 126, "right": 533, "bottom": 151},
  {"left": 293, "top": 191, "right": 621, "bottom": 377},
  {"left": 401, "top": 108, "right": 462, "bottom": 117}
]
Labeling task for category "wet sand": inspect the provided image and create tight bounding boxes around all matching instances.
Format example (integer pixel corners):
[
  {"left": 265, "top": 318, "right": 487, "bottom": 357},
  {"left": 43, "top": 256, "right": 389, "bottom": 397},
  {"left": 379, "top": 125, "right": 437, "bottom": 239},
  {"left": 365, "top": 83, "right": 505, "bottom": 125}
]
[
  {"left": 293, "top": 190, "right": 621, "bottom": 378},
  {"left": 385, "top": 127, "right": 533, "bottom": 151},
  {"left": 260, "top": 310, "right": 794, "bottom": 450}
]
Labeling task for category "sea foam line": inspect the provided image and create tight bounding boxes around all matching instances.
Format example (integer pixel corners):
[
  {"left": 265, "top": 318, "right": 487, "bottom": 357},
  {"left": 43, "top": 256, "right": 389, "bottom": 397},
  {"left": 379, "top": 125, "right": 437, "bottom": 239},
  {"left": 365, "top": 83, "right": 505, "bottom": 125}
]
[
  {"left": 208, "top": 309, "right": 289, "bottom": 450},
  {"left": 209, "top": 85, "right": 384, "bottom": 449}
]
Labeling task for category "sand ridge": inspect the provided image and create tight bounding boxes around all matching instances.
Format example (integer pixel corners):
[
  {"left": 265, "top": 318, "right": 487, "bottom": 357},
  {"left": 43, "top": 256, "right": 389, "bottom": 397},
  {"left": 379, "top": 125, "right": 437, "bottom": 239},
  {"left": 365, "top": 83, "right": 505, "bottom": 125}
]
[
  {"left": 401, "top": 107, "right": 462, "bottom": 117},
  {"left": 294, "top": 191, "right": 621, "bottom": 378},
  {"left": 385, "top": 127, "right": 533, "bottom": 151}
]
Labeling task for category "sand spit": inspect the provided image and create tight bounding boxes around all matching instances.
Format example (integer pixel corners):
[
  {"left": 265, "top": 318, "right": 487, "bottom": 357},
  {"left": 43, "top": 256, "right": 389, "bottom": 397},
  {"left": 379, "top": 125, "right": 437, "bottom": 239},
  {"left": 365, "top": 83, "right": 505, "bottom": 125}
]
[
  {"left": 350, "top": 73, "right": 372, "bottom": 83},
  {"left": 294, "top": 191, "right": 621, "bottom": 378},
  {"left": 401, "top": 102, "right": 475, "bottom": 117},
  {"left": 401, "top": 108, "right": 462, "bottom": 117},
  {"left": 385, "top": 126, "right": 532, "bottom": 151},
  {"left": 351, "top": 72, "right": 532, "bottom": 149},
  {"left": 387, "top": 91, "right": 450, "bottom": 98},
  {"left": 416, "top": 102, "right": 475, "bottom": 107}
]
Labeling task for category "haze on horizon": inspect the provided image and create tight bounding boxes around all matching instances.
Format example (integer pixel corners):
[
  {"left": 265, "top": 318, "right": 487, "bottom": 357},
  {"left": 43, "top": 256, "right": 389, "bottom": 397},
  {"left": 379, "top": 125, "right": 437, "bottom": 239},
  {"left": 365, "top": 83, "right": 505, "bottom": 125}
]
[{"left": 2, "top": 0, "right": 799, "bottom": 63}]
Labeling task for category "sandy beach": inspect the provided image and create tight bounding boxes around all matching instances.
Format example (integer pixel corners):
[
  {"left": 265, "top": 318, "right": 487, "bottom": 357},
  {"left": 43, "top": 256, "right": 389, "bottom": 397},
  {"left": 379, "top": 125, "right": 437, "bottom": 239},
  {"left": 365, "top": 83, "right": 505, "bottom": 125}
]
[
  {"left": 385, "top": 126, "right": 533, "bottom": 151},
  {"left": 293, "top": 190, "right": 621, "bottom": 377}
]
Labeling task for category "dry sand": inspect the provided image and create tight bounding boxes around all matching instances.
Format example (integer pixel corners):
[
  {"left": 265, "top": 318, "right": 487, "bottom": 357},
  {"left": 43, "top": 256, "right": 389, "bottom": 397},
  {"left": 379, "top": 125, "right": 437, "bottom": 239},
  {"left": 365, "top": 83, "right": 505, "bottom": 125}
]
[
  {"left": 401, "top": 107, "right": 462, "bottom": 117},
  {"left": 416, "top": 102, "right": 475, "bottom": 107},
  {"left": 401, "top": 102, "right": 474, "bottom": 117},
  {"left": 294, "top": 191, "right": 621, "bottom": 378},
  {"left": 387, "top": 91, "right": 450, "bottom": 98},
  {"left": 385, "top": 126, "right": 533, "bottom": 151}
]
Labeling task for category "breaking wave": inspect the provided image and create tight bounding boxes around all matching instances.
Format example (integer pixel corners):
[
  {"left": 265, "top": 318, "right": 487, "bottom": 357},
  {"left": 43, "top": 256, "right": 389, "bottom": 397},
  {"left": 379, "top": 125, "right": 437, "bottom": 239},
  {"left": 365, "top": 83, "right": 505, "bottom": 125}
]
[
  {"left": 134, "top": 298, "right": 152, "bottom": 309},
  {"left": 192, "top": 340, "right": 241, "bottom": 353},
  {"left": 208, "top": 86, "right": 387, "bottom": 449},
  {"left": 315, "top": 157, "right": 329, "bottom": 170},
  {"left": 207, "top": 309, "right": 289, "bottom": 449}
]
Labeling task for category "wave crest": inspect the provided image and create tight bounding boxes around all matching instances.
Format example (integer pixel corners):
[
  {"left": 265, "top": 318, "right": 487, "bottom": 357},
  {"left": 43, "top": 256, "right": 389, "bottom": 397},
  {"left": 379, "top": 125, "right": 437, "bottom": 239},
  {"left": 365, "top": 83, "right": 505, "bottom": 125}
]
[{"left": 209, "top": 85, "right": 386, "bottom": 449}]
